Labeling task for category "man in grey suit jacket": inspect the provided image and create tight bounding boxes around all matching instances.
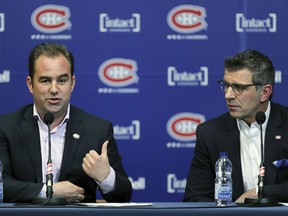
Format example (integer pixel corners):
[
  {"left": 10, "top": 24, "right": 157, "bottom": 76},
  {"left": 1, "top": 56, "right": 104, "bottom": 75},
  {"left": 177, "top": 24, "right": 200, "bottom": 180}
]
[
  {"left": 184, "top": 50, "right": 288, "bottom": 203},
  {"left": 0, "top": 42, "right": 132, "bottom": 203}
]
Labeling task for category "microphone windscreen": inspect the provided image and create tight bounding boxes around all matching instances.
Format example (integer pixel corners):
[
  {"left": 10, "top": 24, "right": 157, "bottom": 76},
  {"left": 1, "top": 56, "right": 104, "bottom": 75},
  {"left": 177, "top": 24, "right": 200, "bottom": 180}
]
[
  {"left": 255, "top": 111, "right": 266, "bottom": 124},
  {"left": 43, "top": 112, "right": 54, "bottom": 125}
]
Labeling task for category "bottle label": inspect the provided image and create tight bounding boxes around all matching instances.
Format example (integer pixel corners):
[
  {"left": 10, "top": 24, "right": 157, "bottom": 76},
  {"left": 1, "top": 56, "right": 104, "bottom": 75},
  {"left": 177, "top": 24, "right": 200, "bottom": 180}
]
[{"left": 218, "top": 186, "right": 232, "bottom": 199}]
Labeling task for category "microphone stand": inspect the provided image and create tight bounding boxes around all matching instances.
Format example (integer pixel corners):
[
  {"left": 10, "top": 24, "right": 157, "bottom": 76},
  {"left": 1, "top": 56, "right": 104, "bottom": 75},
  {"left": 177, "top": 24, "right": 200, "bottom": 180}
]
[
  {"left": 32, "top": 120, "right": 66, "bottom": 205},
  {"left": 244, "top": 119, "right": 279, "bottom": 207}
]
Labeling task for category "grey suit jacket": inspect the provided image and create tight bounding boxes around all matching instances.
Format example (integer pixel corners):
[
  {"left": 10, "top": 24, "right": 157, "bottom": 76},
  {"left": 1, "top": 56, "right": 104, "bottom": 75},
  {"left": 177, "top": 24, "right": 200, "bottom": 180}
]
[
  {"left": 0, "top": 104, "right": 132, "bottom": 203},
  {"left": 184, "top": 102, "right": 288, "bottom": 202}
]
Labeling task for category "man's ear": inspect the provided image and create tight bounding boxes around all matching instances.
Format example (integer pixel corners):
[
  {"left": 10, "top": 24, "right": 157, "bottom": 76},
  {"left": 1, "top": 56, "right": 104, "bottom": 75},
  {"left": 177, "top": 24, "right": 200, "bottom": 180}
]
[
  {"left": 261, "top": 84, "right": 272, "bottom": 102},
  {"left": 26, "top": 76, "right": 33, "bottom": 94}
]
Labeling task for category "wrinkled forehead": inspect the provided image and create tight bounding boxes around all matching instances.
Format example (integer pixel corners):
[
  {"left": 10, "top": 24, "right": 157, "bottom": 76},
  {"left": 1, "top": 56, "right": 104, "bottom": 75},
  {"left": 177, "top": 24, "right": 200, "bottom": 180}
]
[{"left": 224, "top": 69, "right": 253, "bottom": 83}]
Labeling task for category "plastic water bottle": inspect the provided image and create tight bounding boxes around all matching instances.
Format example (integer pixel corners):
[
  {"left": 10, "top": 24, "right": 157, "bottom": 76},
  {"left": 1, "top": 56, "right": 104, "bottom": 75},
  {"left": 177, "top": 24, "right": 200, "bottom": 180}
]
[
  {"left": 215, "top": 152, "right": 232, "bottom": 206},
  {"left": 0, "top": 160, "right": 3, "bottom": 204}
]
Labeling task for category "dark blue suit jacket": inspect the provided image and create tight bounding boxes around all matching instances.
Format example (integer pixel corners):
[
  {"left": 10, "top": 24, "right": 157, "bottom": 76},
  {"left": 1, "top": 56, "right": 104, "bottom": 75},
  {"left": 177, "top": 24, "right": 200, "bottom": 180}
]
[
  {"left": 184, "top": 102, "right": 288, "bottom": 202},
  {"left": 0, "top": 104, "right": 132, "bottom": 203}
]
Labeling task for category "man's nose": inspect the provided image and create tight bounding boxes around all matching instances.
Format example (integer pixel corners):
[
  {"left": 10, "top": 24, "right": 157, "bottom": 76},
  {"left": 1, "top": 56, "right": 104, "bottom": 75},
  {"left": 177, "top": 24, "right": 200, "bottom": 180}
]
[
  {"left": 225, "top": 86, "right": 235, "bottom": 99},
  {"left": 49, "top": 81, "right": 58, "bottom": 94}
]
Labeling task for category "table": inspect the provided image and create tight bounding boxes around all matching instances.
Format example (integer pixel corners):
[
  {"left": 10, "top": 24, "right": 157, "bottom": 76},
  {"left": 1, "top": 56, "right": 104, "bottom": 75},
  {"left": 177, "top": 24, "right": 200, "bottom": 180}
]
[{"left": 0, "top": 202, "right": 287, "bottom": 216}]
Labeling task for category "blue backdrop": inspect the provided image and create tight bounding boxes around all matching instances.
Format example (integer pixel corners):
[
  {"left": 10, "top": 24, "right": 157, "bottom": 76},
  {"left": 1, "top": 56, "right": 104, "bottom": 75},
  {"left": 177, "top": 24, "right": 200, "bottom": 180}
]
[{"left": 0, "top": 0, "right": 288, "bottom": 202}]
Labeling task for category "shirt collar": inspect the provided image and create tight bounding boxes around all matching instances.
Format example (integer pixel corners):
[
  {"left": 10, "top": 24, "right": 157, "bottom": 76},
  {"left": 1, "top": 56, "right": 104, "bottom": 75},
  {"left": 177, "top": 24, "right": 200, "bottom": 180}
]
[
  {"left": 33, "top": 104, "right": 70, "bottom": 125},
  {"left": 236, "top": 101, "right": 271, "bottom": 130}
]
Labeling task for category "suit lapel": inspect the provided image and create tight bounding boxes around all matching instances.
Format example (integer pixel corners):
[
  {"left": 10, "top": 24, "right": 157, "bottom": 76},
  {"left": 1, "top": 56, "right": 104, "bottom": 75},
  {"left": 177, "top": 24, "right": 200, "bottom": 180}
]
[
  {"left": 223, "top": 117, "right": 244, "bottom": 200},
  {"left": 22, "top": 107, "right": 42, "bottom": 182},
  {"left": 264, "top": 104, "right": 283, "bottom": 184},
  {"left": 59, "top": 107, "right": 83, "bottom": 180}
]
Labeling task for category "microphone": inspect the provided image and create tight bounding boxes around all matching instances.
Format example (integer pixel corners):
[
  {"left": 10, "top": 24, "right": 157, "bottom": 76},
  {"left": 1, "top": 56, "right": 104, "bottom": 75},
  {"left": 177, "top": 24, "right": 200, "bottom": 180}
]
[
  {"left": 255, "top": 111, "right": 265, "bottom": 199},
  {"left": 43, "top": 112, "right": 54, "bottom": 199},
  {"left": 44, "top": 111, "right": 54, "bottom": 125},
  {"left": 243, "top": 111, "right": 279, "bottom": 206},
  {"left": 32, "top": 112, "right": 66, "bottom": 205}
]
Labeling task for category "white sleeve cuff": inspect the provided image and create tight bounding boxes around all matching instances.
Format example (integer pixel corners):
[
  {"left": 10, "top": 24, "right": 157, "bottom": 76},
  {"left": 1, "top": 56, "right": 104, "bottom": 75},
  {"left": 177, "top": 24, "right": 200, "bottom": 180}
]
[{"left": 96, "top": 166, "right": 116, "bottom": 194}]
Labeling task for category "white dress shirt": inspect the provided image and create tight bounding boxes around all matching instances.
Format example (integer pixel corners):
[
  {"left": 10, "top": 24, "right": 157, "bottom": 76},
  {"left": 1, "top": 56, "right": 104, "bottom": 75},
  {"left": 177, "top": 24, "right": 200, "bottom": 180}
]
[
  {"left": 237, "top": 101, "right": 270, "bottom": 192},
  {"left": 33, "top": 104, "right": 115, "bottom": 198}
]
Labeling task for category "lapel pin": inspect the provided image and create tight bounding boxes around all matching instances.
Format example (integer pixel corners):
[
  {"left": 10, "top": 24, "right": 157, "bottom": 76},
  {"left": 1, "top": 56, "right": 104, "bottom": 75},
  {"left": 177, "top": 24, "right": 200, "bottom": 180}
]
[
  {"left": 73, "top": 133, "right": 80, "bottom": 139},
  {"left": 275, "top": 135, "right": 281, "bottom": 140}
]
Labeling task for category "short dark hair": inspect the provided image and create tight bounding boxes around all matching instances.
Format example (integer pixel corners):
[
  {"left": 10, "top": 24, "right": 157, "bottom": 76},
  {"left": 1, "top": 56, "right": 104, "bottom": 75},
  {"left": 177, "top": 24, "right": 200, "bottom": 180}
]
[
  {"left": 224, "top": 49, "right": 275, "bottom": 89},
  {"left": 28, "top": 42, "right": 74, "bottom": 80}
]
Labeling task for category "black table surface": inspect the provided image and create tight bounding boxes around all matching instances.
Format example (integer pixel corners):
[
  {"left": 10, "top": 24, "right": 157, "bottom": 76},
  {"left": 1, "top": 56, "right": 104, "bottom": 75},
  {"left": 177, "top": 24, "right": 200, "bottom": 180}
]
[{"left": 0, "top": 202, "right": 287, "bottom": 216}]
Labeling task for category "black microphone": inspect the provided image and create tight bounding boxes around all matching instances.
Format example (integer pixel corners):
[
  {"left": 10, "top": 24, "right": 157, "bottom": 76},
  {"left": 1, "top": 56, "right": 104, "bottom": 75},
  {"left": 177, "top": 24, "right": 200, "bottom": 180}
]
[
  {"left": 32, "top": 112, "right": 66, "bottom": 205},
  {"left": 243, "top": 111, "right": 279, "bottom": 206},
  {"left": 43, "top": 112, "right": 54, "bottom": 199},
  {"left": 44, "top": 112, "right": 54, "bottom": 125},
  {"left": 255, "top": 111, "right": 266, "bottom": 199},
  {"left": 255, "top": 111, "right": 266, "bottom": 124}
]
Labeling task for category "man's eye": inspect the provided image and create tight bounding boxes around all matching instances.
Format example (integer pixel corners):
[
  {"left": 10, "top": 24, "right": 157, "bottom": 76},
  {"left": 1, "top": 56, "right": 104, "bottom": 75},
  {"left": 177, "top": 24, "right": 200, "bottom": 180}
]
[
  {"left": 58, "top": 78, "right": 68, "bottom": 84},
  {"left": 40, "top": 79, "right": 50, "bottom": 83},
  {"left": 233, "top": 84, "right": 243, "bottom": 91}
]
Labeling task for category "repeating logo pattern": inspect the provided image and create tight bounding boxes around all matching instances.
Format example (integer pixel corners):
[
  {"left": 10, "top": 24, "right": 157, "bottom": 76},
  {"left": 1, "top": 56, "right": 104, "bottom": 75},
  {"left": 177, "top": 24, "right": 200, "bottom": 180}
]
[
  {"left": 167, "top": 112, "right": 205, "bottom": 142},
  {"left": 167, "top": 174, "right": 186, "bottom": 193},
  {"left": 99, "top": 13, "right": 141, "bottom": 32},
  {"left": 167, "top": 5, "right": 207, "bottom": 34},
  {"left": 236, "top": 13, "right": 277, "bottom": 33},
  {"left": 98, "top": 58, "right": 139, "bottom": 87},
  {"left": 167, "top": 66, "right": 208, "bottom": 86},
  {"left": 31, "top": 5, "right": 71, "bottom": 34},
  {"left": 0, "top": 1, "right": 285, "bottom": 202},
  {"left": 0, "top": 70, "right": 10, "bottom": 83},
  {"left": 0, "top": 13, "right": 4, "bottom": 32},
  {"left": 114, "top": 120, "right": 140, "bottom": 140}
]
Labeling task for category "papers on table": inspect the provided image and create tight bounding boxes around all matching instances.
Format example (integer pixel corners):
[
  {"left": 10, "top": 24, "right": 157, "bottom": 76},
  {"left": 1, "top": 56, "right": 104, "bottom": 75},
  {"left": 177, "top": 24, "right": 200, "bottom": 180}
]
[
  {"left": 280, "top": 203, "right": 288, "bottom": 206},
  {"left": 76, "top": 202, "right": 153, "bottom": 207}
]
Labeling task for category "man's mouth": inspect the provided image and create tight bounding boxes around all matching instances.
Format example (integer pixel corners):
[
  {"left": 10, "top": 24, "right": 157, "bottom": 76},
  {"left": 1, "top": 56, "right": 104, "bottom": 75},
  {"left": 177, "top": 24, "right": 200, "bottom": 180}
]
[
  {"left": 47, "top": 98, "right": 61, "bottom": 104},
  {"left": 227, "top": 104, "right": 239, "bottom": 110}
]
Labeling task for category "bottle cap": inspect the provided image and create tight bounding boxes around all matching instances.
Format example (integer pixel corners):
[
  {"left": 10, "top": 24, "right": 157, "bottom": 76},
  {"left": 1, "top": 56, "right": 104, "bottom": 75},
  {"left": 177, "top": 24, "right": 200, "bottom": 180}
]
[{"left": 219, "top": 152, "right": 228, "bottom": 157}]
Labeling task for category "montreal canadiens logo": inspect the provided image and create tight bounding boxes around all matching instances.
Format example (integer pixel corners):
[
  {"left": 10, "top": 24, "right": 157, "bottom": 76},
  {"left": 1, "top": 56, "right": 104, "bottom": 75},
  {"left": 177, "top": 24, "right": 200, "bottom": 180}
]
[
  {"left": 31, "top": 5, "right": 71, "bottom": 33},
  {"left": 98, "top": 58, "right": 139, "bottom": 87},
  {"left": 167, "top": 112, "right": 205, "bottom": 142},
  {"left": 167, "top": 5, "right": 207, "bottom": 34}
]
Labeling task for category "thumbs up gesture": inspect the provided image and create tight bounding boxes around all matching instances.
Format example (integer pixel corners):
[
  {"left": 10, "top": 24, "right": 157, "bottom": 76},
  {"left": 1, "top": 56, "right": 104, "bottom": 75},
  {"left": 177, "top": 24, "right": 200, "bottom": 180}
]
[{"left": 82, "top": 140, "right": 110, "bottom": 182}]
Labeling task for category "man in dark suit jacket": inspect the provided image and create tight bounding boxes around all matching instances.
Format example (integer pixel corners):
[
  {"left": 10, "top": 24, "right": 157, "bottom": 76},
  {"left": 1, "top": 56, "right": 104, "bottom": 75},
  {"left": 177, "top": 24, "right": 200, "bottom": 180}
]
[
  {"left": 184, "top": 103, "right": 288, "bottom": 202},
  {"left": 184, "top": 50, "right": 288, "bottom": 203},
  {"left": 0, "top": 42, "right": 132, "bottom": 203}
]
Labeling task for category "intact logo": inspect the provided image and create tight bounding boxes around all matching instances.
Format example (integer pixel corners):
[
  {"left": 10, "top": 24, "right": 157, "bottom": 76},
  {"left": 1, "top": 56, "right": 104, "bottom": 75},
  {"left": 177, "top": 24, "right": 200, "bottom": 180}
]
[
  {"left": 0, "top": 13, "right": 4, "bottom": 32},
  {"left": 31, "top": 5, "right": 71, "bottom": 34},
  {"left": 113, "top": 120, "right": 140, "bottom": 140},
  {"left": 167, "top": 174, "right": 186, "bottom": 193},
  {"left": 275, "top": 70, "right": 282, "bottom": 83},
  {"left": 167, "top": 66, "right": 208, "bottom": 86},
  {"left": 167, "top": 112, "right": 205, "bottom": 142},
  {"left": 129, "top": 177, "right": 145, "bottom": 190},
  {"left": 167, "top": 5, "right": 207, "bottom": 34},
  {"left": 236, "top": 13, "right": 276, "bottom": 33},
  {"left": 100, "top": 13, "right": 141, "bottom": 33},
  {"left": 98, "top": 58, "right": 139, "bottom": 88},
  {"left": 0, "top": 70, "right": 10, "bottom": 83}
]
